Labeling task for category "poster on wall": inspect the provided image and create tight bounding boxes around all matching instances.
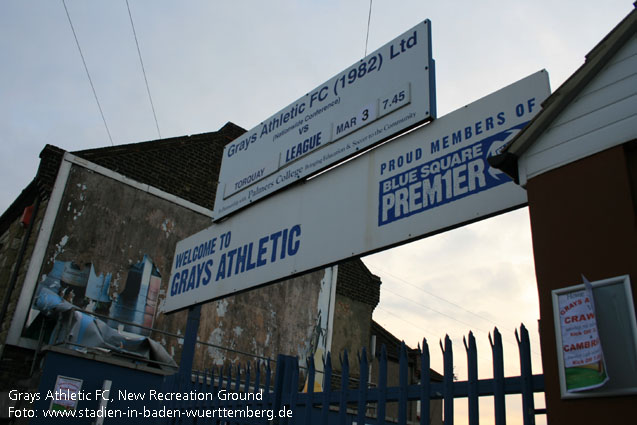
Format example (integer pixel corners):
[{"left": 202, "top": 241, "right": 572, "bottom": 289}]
[
  {"left": 556, "top": 276, "right": 609, "bottom": 392},
  {"left": 553, "top": 274, "right": 637, "bottom": 398},
  {"left": 14, "top": 162, "right": 202, "bottom": 364},
  {"left": 28, "top": 256, "right": 161, "bottom": 337},
  {"left": 49, "top": 375, "right": 83, "bottom": 412}
]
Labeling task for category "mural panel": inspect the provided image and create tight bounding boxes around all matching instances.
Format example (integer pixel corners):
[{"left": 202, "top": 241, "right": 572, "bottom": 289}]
[{"left": 21, "top": 164, "right": 210, "bottom": 356}]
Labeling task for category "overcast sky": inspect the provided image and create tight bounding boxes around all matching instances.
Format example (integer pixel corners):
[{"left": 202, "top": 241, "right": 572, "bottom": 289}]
[{"left": 1, "top": 1, "right": 634, "bottom": 422}]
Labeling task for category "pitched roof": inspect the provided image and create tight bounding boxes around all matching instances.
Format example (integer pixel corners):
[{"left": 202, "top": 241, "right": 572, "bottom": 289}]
[
  {"left": 371, "top": 320, "right": 443, "bottom": 381},
  {"left": 336, "top": 259, "right": 381, "bottom": 308},
  {"left": 372, "top": 319, "right": 415, "bottom": 360}
]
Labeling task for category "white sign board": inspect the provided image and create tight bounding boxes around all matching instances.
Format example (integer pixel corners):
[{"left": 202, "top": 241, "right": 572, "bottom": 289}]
[
  {"left": 163, "top": 71, "right": 549, "bottom": 313},
  {"left": 214, "top": 20, "right": 435, "bottom": 220}
]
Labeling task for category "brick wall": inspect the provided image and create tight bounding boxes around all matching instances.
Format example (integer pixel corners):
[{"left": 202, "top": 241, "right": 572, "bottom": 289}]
[
  {"left": 0, "top": 197, "right": 47, "bottom": 350},
  {"left": 73, "top": 122, "right": 245, "bottom": 210},
  {"left": 336, "top": 259, "right": 381, "bottom": 308},
  {"left": 36, "top": 145, "right": 65, "bottom": 199},
  {"left": 0, "top": 345, "right": 37, "bottom": 391}
]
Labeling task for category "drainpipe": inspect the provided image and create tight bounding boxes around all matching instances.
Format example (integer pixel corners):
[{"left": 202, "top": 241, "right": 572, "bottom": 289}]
[{"left": 0, "top": 194, "right": 41, "bottom": 360}]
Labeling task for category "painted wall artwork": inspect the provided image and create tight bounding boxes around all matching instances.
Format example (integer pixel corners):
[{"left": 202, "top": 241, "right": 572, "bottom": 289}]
[
  {"left": 18, "top": 161, "right": 334, "bottom": 368},
  {"left": 33, "top": 256, "right": 161, "bottom": 336},
  {"left": 20, "top": 163, "right": 211, "bottom": 361}
]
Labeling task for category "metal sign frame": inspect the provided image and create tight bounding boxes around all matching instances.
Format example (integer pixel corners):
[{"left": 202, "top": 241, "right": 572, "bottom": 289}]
[
  {"left": 164, "top": 71, "right": 550, "bottom": 313},
  {"left": 552, "top": 275, "right": 637, "bottom": 398}
]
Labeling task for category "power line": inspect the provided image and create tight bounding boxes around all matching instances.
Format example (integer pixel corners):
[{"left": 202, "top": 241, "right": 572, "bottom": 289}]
[
  {"left": 375, "top": 305, "right": 438, "bottom": 344},
  {"left": 62, "top": 0, "right": 114, "bottom": 146},
  {"left": 125, "top": 0, "right": 162, "bottom": 139},
  {"left": 382, "top": 285, "right": 491, "bottom": 335},
  {"left": 381, "top": 286, "right": 541, "bottom": 356},
  {"left": 374, "top": 306, "right": 522, "bottom": 377},
  {"left": 369, "top": 263, "right": 542, "bottom": 358},
  {"left": 368, "top": 262, "right": 517, "bottom": 334},
  {"left": 364, "top": 0, "right": 373, "bottom": 56}
]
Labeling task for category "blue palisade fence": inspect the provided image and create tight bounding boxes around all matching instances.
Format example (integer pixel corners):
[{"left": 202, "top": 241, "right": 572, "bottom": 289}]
[{"left": 161, "top": 324, "right": 545, "bottom": 424}]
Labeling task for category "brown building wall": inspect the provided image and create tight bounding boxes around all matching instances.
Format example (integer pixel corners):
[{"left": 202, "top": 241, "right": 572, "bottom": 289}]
[
  {"left": 330, "top": 259, "right": 381, "bottom": 377},
  {"left": 9, "top": 164, "right": 214, "bottom": 362},
  {"left": 0, "top": 196, "right": 48, "bottom": 350},
  {"left": 526, "top": 143, "right": 637, "bottom": 424}
]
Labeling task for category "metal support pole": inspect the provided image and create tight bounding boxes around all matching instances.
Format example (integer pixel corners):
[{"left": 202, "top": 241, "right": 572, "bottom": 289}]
[{"left": 178, "top": 304, "right": 202, "bottom": 378}]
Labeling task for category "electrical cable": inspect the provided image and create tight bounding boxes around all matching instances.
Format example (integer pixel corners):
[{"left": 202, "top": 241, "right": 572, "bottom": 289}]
[
  {"left": 368, "top": 262, "right": 518, "bottom": 334},
  {"left": 374, "top": 305, "right": 439, "bottom": 346},
  {"left": 370, "top": 264, "right": 542, "bottom": 358},
  {"left": 382, "top": 285, "right": 492, "bottom": 335},
  {"left": 374, "top": 306, "right": 521, "bottom": 377},
  {"left": 364, "top": 0, "right": 373, "bottom": 56},
  {"left": 125, "top": 0, "right": 162, "bottom": 139},
  {"left": 62, "top": 0, "right": 114, "bottom": 146}
]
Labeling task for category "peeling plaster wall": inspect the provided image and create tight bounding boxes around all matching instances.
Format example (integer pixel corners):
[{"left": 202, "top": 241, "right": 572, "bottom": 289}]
[
  {"left": 18, "top": 163, "right": 335, "bottom": 374},
  {"left": 20, "top": 164, "right": 210, "bottom": 340},
  {"left": 154, "top": 268, "right": 329, "bottom": 372},
  {"left": 0, "top": 198, "right": 48, "bottom": 392},
  {"left": 40, "top": 166, "right": 207, "bottom": 279}
]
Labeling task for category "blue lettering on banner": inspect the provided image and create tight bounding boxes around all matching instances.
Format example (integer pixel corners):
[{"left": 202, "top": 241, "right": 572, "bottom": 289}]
[
  {"left": 227, "top": 133, "right": 257, "bottom": 157},
  {"left": 284, "top": 131, "right": 323, "bottom": 164},
  {"left": 429, "top": 112, "right": 507, "bottom": 154},
  {"left": 378, "top": 123, "right": 527, "bottom": 226},
  {"left": 215, "top": 224, "right": 301, "bottom": 282},
  {"left": 169, "top": 225, "right": 303, "bottom": 297},
  {"left": 174, "top": 237, "right": 217, "bottom": 269},
  {"left": 171, "top": 259, "right": 214, "bottom": 296},
  {"left": 234, "top": 167, "right": 266, "bottom": 191}
]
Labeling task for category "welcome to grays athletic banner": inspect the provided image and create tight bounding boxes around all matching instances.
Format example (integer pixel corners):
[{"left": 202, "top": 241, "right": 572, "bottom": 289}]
[{"left": 163, "top": 70, "right": 550, "bottom": 313}]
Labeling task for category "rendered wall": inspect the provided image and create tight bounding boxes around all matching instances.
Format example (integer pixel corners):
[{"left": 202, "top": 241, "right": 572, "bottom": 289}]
[
  {"left": 0, "top": 196, "right": 49, "bottom": 416},
  {"left": 330, "top": 294, "right": 374, "bottom": 377},
  {"left": 157, "top": 267, "right": 332, "bottom": 372}
]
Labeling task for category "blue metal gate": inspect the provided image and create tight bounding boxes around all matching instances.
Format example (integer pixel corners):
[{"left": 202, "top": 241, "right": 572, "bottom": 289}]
[{"left": 162, "top": 324, "right": 544, "bottom": 424}]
